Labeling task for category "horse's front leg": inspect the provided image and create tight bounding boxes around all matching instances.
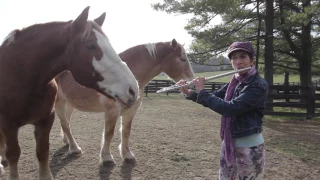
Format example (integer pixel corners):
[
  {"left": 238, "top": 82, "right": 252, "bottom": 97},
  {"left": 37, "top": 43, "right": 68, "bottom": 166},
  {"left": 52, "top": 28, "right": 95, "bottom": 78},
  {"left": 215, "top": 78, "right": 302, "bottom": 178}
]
[
  {"left": 55, "top": 100, "right": 81, "bottom": 155},
  {"left": 34, "top": 111, "right": 55, "bottom": 180},
  {"left": 119, "top": 114, "right": 136, "bottom": 162},
  {"left": 119, "top": 97, "right": 142, "bottom": 162},
  {"left": 1, "top": 123, "right": 21, "bottom": 180},
  {"left": 100, "top": 107, "right": 119, "bottom": 165}
]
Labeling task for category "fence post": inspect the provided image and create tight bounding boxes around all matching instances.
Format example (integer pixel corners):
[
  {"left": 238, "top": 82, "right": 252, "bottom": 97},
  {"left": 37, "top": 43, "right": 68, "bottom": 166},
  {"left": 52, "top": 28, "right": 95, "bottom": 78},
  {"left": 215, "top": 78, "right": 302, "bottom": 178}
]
[
  {"left": 155, "top": 80, "right": 158, "bottom": 90},
  {"left": 166, "top": 81, "right": 169, "bottom": 96},
  {"left": 307, "top": 85, "right": 315, "bottom": 120},
  {"left": 283, "top": 72, "right": 290, "bottom": 102},
  {"left": 145, "top": 86, "right": 148, "bottom": 97}
]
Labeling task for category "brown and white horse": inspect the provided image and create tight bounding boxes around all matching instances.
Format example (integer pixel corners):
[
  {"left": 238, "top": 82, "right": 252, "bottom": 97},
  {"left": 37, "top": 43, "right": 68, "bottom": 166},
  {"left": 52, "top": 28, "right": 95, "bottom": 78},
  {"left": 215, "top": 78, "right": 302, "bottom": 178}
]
[
  {"left": 55, "top": 39, "right": 195, "bottom": 165},
  {"left": 0, "top": 7, "right": 138, "bottom": 179}
]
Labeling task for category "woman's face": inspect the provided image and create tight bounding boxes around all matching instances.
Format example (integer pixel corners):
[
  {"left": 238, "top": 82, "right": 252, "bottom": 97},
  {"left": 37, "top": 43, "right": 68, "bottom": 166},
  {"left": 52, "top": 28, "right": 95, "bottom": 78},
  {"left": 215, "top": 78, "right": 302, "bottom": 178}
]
[{"left": 229, "top": 51, "right": 254, "bottom": 74}]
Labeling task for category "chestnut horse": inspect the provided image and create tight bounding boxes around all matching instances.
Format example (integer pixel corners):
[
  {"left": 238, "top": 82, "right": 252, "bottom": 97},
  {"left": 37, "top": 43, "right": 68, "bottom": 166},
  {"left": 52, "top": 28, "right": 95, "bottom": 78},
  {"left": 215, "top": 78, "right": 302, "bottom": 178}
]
[
  {"left": 55, "top": 39, "right": 195, "bottom": 165},
  {"left": 0, "top": 7, "right": 139, "bottom": 179}
]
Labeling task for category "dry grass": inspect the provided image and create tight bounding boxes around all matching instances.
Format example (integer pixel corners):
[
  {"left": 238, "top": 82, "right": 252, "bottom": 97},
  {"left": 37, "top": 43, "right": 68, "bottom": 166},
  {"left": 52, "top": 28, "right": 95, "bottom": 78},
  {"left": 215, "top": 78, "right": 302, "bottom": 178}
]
[{"left": 1, "top": 94, "right": 320, "bottom": 179}]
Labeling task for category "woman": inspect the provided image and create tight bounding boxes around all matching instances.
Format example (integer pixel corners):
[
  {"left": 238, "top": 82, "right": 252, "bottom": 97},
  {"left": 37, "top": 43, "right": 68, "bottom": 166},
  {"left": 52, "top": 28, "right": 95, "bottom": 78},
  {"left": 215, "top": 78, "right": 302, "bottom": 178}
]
[{"left": 178, "top": 42, "right": 268, "bottom": 179}]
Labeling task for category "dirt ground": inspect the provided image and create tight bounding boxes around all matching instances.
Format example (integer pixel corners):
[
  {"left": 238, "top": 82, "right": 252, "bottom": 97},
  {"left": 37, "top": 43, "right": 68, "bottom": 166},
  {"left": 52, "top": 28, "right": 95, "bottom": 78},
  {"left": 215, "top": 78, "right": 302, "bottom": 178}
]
[{"left": 1, "top": 94, "right": 320, "bottom": 180}]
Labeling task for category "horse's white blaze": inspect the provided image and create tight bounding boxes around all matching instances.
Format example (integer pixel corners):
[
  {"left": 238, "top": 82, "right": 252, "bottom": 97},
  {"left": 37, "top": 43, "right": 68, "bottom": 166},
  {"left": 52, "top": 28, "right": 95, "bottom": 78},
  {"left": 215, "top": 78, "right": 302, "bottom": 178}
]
[
  {"left": 91, "top": 29, "right": 138, "bottom": 98},
  {"left": 180, "top": 44, "right": 194, "bottom": 81}
]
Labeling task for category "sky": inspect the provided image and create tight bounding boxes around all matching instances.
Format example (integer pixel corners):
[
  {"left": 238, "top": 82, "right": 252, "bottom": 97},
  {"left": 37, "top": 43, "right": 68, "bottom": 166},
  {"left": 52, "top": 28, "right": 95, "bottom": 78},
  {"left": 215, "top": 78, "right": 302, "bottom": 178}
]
[{"left": 0, "top": 0, "right": 222, "bottom": 53}]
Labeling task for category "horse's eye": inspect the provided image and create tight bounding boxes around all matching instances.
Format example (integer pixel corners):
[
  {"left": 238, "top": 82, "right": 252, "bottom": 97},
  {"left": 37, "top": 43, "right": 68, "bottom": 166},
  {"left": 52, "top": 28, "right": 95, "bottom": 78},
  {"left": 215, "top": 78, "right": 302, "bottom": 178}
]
[
  {"left": 86, "top": 44, "right": 96, "bottom": 50},
  {"left": 180, "top": 58, "right": 186, "bottom": 62}
]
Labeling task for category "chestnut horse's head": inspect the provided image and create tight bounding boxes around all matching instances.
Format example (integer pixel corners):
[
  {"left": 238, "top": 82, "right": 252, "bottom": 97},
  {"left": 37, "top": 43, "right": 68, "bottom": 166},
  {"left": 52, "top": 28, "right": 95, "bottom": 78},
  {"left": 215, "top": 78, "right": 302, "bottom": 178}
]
[
  {"left": 67, "top": 7, "right": 138, "bottom": 108},
  {"left": 157, "top": 39, "right": 195, "bottom": 82}
]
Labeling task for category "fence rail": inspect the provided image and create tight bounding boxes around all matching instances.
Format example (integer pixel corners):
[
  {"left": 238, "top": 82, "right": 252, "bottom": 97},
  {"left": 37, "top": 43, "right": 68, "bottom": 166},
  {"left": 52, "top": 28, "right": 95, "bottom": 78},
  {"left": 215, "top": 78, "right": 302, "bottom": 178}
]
[{"left": 144, "top": 80, "right": 320, "bottom": 119}]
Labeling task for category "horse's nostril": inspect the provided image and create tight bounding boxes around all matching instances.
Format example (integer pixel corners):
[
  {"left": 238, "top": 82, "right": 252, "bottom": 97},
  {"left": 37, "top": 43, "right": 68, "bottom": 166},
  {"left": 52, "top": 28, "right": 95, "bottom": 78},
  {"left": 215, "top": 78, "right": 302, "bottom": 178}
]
[{"left": 129, "top": 86, "right": 135, "bottom": 98}]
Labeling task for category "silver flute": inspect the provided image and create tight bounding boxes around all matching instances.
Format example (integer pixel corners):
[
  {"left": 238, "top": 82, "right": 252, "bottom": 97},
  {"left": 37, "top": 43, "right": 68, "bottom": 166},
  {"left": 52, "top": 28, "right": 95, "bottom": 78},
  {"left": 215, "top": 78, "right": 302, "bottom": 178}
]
[{"left": 156, "top": 67, "right": 251, "bottom": 93}]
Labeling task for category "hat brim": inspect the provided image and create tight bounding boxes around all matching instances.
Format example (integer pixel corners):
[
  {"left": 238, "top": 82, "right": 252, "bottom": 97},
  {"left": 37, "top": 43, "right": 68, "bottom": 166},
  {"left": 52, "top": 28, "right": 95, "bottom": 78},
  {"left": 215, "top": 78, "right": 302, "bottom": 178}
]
[{"left": 227, "top": 48, "right": 252, "bottom": 58}]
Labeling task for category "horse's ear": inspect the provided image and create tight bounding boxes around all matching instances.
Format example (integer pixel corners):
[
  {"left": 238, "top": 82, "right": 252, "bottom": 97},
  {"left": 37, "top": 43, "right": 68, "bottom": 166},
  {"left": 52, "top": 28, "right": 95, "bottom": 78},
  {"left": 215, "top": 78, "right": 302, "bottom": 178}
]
[
  {"left": 72, "top": 6, "right": 90, "bottom": 32},
  {"left": 171, "top": 39, "right": 178, "bottom": 50},
  {"left": 94, "top": 12, "right": 106, "bottom": 27}
]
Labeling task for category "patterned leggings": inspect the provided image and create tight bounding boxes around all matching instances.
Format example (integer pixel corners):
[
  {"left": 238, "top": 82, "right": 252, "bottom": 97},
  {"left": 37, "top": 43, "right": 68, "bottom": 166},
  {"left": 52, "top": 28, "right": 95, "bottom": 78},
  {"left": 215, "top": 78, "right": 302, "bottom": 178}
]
[{"left": 219, "top": 142, "right": 265, "bottom": 180}]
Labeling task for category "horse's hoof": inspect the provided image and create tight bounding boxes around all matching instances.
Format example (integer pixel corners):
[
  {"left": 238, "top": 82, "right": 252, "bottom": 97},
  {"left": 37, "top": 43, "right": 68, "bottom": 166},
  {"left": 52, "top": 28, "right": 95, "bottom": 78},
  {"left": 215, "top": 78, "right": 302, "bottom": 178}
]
[
  {"left": 124, "top": 158, "right": 136, "bottom": 164},
  {"left": 68, "top": 150, "right": 82, "bottom": 157},
  {"left": 101, "top": 160, "right": 116, "bottom": 167},
  {"left": 38, "top": 174, "right": 54, "bottom": 180},
  {"left": 100, "top": 154, "right": 115, "bottom": 166},
  {"left": 122, "top": 151, "right": 135, "bottom": 162}
]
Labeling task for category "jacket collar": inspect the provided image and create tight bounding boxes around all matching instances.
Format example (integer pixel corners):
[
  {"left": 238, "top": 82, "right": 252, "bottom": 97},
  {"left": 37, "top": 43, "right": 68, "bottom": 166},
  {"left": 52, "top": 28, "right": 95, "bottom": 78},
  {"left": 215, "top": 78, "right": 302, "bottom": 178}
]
[{"left": 242, "top": 72, "right": 258, "bottom": 84}]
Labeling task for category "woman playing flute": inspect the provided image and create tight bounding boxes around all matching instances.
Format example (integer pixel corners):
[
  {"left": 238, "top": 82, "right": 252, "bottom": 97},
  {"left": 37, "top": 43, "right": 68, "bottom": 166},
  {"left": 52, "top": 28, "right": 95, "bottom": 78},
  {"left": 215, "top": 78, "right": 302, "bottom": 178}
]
[{"left": 178, "top": 41, "right": 268, "bottom": 180}]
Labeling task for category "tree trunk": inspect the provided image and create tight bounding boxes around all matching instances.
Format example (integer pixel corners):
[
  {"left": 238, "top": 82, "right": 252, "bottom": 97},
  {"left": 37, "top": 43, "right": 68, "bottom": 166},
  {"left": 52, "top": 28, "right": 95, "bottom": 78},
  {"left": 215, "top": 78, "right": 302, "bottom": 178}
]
[
  {"left": 299, "top": 0, "right": 313, "bottom": 119},
  {"left": 256, "top": 0, "right": 261, "bottom": 71},
  {"left": 299, "top": 0, "right": 312, "bottom": 88},
  {"left": 264, "top": 0, "right": 275, "bottom": 111}
]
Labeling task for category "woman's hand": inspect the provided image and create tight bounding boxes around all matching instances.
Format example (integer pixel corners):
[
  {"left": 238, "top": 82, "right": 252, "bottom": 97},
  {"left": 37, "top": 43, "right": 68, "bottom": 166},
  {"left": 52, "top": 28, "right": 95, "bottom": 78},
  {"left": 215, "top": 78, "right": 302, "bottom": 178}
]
[
  {"left": 192, "top": 77, "right": 205, "bottom": 93},
  {"left": 177, "top": 79, "right": 192, "bottom": 96}
]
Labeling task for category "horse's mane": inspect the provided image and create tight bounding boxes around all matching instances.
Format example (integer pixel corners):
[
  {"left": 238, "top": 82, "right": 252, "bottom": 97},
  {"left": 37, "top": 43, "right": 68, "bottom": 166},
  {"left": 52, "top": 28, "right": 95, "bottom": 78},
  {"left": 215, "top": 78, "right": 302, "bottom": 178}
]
[
  {"left": 144, "top": 42, "right": 185, "bottom": 61},
  {"left": 1, "top": 20, "right": 105, "bottom": 47},
  {"left": 1, "top": 30, "right": 19, "bottom": 46},
  {"left": 1, "top": 22, "right": 71, "bottom": 46},
  {"left": 144, "top": 43, "right": 158, "bottom": 60}
]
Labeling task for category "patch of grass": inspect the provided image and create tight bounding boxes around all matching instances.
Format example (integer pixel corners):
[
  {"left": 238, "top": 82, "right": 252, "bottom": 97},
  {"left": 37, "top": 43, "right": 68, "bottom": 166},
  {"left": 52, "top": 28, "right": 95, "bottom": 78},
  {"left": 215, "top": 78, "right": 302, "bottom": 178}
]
[
  {"left": 264, "top": 120, "right": 320, "bottom": 166},
  {"left": 265, "top": 115, "right": 320, "bottom": 121},
  {"left": 264, "top": 106, "right": 320, "bottom": 121},
  {"left": 170, "top": 153, "right": 190, "bottom": 162},
  {"left": 264, "top": 116, "right": 303, "bottom": 121},
  {"left": 269, "top": 139, "right": 320, "bottom": 165}
]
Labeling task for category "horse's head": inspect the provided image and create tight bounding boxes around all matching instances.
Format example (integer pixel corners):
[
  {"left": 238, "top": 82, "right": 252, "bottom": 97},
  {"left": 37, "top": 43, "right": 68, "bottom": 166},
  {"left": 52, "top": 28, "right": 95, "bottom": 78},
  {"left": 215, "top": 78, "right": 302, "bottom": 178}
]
[
  {"left": 67, "top": 7, "right": 138, "bottom": 108},
  {"left": 161, "top": 39, "right": 195, "bottom": 82}
]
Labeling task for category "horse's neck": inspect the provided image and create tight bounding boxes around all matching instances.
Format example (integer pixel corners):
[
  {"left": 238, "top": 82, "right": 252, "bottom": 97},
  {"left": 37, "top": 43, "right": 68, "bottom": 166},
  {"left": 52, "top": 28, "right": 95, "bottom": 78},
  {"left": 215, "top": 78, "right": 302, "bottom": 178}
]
[
  {"left": 135, "top": 63, "right": 162, "bottom": 88},
  {"left": 37, "top": 58, "right": 67, "bottom": 88},
  {"left": 119, "top": 46, "right": 159, "bottom": 88},
  {"left": 120, "top": 43, "right": 172, "bottom": 88}
]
